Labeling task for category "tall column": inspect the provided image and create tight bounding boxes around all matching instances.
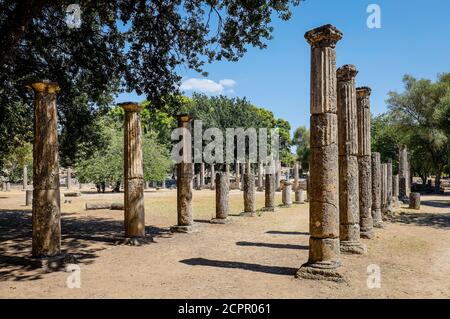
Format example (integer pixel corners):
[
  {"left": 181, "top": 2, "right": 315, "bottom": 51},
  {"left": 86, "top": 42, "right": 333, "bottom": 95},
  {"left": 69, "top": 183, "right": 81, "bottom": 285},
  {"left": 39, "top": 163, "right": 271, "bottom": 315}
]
[
  {"left": 29, "top": 81, "right": 61, "bottom": 258},
  {"left": 356, "top": 87, "right": 374, "bottom": 239},
  {"left": 371, "top": 152, "right": 383, "bottom": 227},
  {"left": 275, "top": 160, "right": 281, "bottom": 191},
  {"left": 263, "top": 173, "right": 275, "bottom": 211},
  {"left": 381, "top": 163, "right": 388, "bottom": 214},
  {"left": 257, "top": 162, "right": 264, "bottom": 191},
  {"left": 210, "top": 164, "right": 215, "bottom": 190},
  {"left": 235, "top": 160, "right": 240, "bottom": 190},
  {"left": 296, "top": 25, "right": 344, "bottom": 282},
  {"left": 211, "top": 172, "right": 230, "bottom": 223},
  {"left": 392, "top": 174, "right": 399, "bottom": 207},
  {"left": 336, "top": 64, "right": 366, "bottom": 255},
  {"left": 200, "top": 162, "right": 205, "bottom": 189},
  {"left": 172, "top": 115, "right": 197, "bottom": 233},
  {"left": 66, "top": 167, "right": 72, "bottom": 189},
  {"left": 242, "top": 168, "right": 256, "bottom": 216},
  {"left": 386, "top": 159, "right": 393, "bottom": 213},
  {"left": 399, "top": 145, "right": 410, "bottom": 200},
  {"left": 119, "top": 102, "right": 146, "bottom": 239},
  {"left": 293, "top": 162, "right": 299, "bottom": 191},
  {"left": 23, "top": 165, "right": 28, "bottom": 190}
]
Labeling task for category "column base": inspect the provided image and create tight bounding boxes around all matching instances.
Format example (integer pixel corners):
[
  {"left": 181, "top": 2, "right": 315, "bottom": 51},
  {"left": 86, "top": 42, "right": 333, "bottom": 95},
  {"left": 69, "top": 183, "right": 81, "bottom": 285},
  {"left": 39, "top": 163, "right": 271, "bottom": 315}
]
[
  {"left": 257, "top": 187, "right": 264, "bottom": 192},
  {"left": 373, "top": 220, "right": 385, "bottom": 228},
  {"left": 261, "top": 206, "right": 277, "bottom": 212},
  {"left": 340, "top": 241, "right": 367, "bottom": 255},
  {"left": 114, "top": 235, "right": 153, "bottom": 246},
  {"left": 360, "top": 229, "right": 375, "bottom": 239},
  {"left": 210, "top": 217, "right": 231, "bottom": 224},
  {"left": 295, "top": 262, "right": 345, "bottom": 283},
  {"left": 240, "top": 211, "right": 256, "bottom": 217},
  {"left": 30, "top": 253, "right": 77, "bottom": 271},
  {"left": 170, "top": 224, "right": 199, "bottom": 233},
  {"left": 280, "top": 204, "right": 292, "bottom": 208},
  {"left": 294, "top": 201, "right": 305, "bottom": 205}
]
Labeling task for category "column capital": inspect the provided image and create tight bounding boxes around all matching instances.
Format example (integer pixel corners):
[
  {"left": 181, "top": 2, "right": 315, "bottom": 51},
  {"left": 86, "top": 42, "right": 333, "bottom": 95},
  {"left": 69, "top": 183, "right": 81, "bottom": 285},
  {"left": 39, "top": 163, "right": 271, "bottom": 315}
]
[
  {"left": 305, "top": 24, "right": 343, "bottom": 48},
  {"left": 118, "top": 102, "right": 143, "bottom": 112},
  {"left": 337, "top": 64, "right": 358, "bottom": 82},
  {"left": 356, "top": 87, "right": 372, "bottom": 99},
  {"left": 27, "top": 80, "right": 60, "bottom": 94},
  {"left": 177, "top": 114, "right": 192, "bottom": 124}
]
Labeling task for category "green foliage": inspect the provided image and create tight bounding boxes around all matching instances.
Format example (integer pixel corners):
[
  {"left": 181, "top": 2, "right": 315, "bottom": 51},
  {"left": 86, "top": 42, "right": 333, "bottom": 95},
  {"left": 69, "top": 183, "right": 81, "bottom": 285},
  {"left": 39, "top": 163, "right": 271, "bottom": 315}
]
[
  {"left": 293, "top": 126, "right": 310, "bottom": 172},
  {"left": 1, "top": 142, "right": 33, "bottom": 182}
]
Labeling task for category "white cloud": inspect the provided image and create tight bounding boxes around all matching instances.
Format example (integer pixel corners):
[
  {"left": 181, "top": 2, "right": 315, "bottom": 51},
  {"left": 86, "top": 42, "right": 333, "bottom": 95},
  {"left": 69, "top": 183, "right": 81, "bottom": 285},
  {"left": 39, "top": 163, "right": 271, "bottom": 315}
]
[{"left": 180, "top": 78, "right": 236, "bottom": 94}]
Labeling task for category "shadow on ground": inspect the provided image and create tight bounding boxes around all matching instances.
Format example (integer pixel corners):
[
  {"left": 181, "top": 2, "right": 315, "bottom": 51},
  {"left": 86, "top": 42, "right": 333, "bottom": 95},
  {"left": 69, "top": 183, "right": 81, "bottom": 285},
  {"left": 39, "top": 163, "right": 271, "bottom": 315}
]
[
  {"left": 390, "top": 212, "right": 450, "bottom": 229},
  {"left": 179, "top": 258, "right": 297, "bottom": 276},
  {"left": 236, "top": 241, "right": 308, "bottom": 250},
  {"left": 0, "top": 209, "right": 171, "bottom": 281},
  {"left": 266, "top": 231, "right": 309, "bottom": 236}
]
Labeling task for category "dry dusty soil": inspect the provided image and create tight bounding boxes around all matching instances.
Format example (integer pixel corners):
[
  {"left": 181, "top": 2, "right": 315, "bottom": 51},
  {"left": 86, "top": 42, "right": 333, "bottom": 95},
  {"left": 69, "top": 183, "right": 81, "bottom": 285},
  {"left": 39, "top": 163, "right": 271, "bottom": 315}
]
[{"left": 0, "top": 187, "right": 449, "bottom": 298}]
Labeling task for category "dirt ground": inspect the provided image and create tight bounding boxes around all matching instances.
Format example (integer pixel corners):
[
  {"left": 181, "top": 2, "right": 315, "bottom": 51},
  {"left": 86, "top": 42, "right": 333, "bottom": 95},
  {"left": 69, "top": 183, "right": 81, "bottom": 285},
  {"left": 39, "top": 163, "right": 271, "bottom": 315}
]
[{"left": 0, "top": 186, "right": 449, "bottom": 298}]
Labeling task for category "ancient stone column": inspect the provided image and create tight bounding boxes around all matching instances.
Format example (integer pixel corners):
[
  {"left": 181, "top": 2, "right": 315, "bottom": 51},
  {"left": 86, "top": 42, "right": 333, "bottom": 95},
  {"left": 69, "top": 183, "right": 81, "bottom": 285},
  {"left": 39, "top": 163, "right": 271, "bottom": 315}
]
[
  {"left": 29, "top": 81, "right": 61, "bottom": 258},
  {"left": 305, "top": 172, "right": 310, "bottom": 202},
  {"left": 293, "top": 162, "right": 299, "bottom": 191},
  {"left": 275, "top": 160, "right": 281, "bottom": 191},
  {"left": 242, "top": 169, "right": 256, "bottom": 216},
  {"left": 67, "top": 167, "right": 72, "bottom": 189},
  {"left": 392, "top": 174, "right": 399, "bottom": 207},
  {"left": 235, "top": 161, "right": 240, "bottom": 190},
  {"left": 371, "top": 152, "right": 383, "bottom": 228},
  {"left": 281, "top": 181, "right": 293, "bottom": 207},
  {"left": 172, "top": 115, "right": 197, "bottom": 233},
  {"left": 336, "top": 64, "right": 366, "bottom": 254},
  {"left": 399, "top": 145, "right": 410, "bottom": 200},
  {"left": 409, "top": 193, "right": 420, "bottom": 210},
  {"left": 381, "top": 163, "right": 388, "bottom": 214},
  {"left": 210, "top": 164, "right": 216, "bottom": 190},
  {"left": 263, "top": 171, "right": 275, "bottom": 212},
  {"left": 294, "top": 189, "right": 305, "bottom": 204},
  {"left": 211, "top": 172, "right": 230, "bottom": 223},
  {"left": 257, "top": 162, "right": 264, "bottom": 191},
  {"left": 296, "top": 25, "right": 344, "bottom": 282},
  {"left": 356, "top": 87, "right": 374, "bottom": 239},
  {"left": 225, "top": 163, "right": 230, "bottom": 185},
  {"left": 5, "top": 182, "right": 10, "bottom": 191},
  {"left": 26, "top": 189, "right": 33, "bottom": 206},
  {"left": 240, "top": 162, "right": 246, "bottom": 191},
  {"left": 23, "top": 165, "right": 28, "bottom": 190},
  {"left": 119, "top": 102, "right": 146, "bottom": 239},
  {"left": 200, "top": 162, "right": 205, "bottom": 189},
  {"left": 386, "top": 159, "right": 393, "bottom": 213}
]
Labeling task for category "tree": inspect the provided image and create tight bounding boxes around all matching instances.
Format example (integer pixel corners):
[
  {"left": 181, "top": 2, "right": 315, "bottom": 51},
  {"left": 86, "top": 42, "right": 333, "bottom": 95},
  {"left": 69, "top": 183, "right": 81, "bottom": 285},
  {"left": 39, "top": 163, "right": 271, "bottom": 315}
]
[
  {"left": 293, "top": 126, "right": 310, "bottom": 174},
  {"left": 0, "top": 0, "right": 301, "bottom": 166},
  {"left": 386, "top": 73, "right": 450, "bottom": 191},
  {"left": 1, "top": 142, "right": 33, "bottom": 183}
]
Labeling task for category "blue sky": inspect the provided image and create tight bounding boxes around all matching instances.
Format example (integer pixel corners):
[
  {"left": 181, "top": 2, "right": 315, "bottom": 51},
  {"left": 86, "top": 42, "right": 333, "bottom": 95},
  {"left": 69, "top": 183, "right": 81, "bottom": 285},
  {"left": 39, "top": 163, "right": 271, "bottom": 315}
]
[{"left": 117, "top": 0, "right": 450, "bottom": 133}]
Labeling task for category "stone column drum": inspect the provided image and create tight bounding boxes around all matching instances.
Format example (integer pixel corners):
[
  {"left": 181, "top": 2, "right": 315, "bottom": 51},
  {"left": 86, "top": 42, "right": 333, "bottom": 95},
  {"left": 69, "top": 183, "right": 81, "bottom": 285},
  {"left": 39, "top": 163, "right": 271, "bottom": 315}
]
[
  {"left": 263, "top": 173, "right": 275, "bottom": 211},
  {"left": 336, "top": 64, "right": 366, "bottom": 254},
  {"left": 200, "top": 162, "right": 205, "bottom": 189},
  {"left": 399, "top": 145, "right": 410, "bottom": 200},
  {"left": 23, "top": 165, "right": 28, "bottom": 190},
  {"left": 281, "top": 181, "right": 293, "bottom": 207},
  {"left": 296, "top": 25, "right": 344, "bottom": 282},
  {"left": 294, "top": 189, "right": 305, "bottom": 204},
  {"left": 293, "top": 162, "right": 299, "bottom": 191},
  {"left": 171, "top": 115, "right": 197, "bottom": 233},
  {"left": 386, "top": 159, "right": 393, "bottom": 213},
  {"left": 371, "top": 153, "right": 383, "bottom": 227},
  {"left": 210, "top": 164, "right": 216, "bottom": 190},
  {"left": 235, "top": 161, "right": 240, "bottom": 190},
  {"left": 120, "top": 102, "right": 146, "bottom": 238},
  {"left": 392, "top": 174, "right": 399, "bottom": 207},
  {"left": 257, "top": 162, "right": 264, "bottom": 191},
  {"left": 29, "top": 81, "right": 61, "bottom": 258},
  {"left": 67, "top": 167, "right": 72, "bottom": 189},
  {"left": 211, "top": 172, "right": 230, "bottom": 223},
  {"left": 356, "top": 87, "right": 374, "bottom": 239},
  {"left": 381, "top": 163, "right": 388, "bottom": 214},
  {"left": 409, "top": 193, "right": 420, "bottom": 210}
]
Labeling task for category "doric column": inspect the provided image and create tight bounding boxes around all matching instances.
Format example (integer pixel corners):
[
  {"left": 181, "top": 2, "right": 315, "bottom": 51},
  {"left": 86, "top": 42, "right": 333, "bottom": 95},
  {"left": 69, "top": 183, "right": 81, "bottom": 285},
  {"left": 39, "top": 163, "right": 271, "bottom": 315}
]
[
  {"left": 67, "top": 167, "right": 72, "bottom": 189},
  {"left": 200, "top": 162, "right": 205, "bottom": 189},
  {"left": 210, "top": 164, "right": 216, "bottom": 190},
  {"left": 294, "top": 189, "right": 305, "bottom": 204},
  {"left": 399, "top": 145, "right": 410, "bottom": 200},
  {"left": 386, "top": 159, "right": 393, "bottom": 212},
  {"left": 275, "top": 160, "right": 281, "bottom": 191},
  {"left": 211, "top": 172, "right": 230, "bottom": 223},
  {"left": 371, "top": 152, "right": 383, "bottom": 227},
  {"left": 336, "top": 64, "right": 366, "bottom": 255},
  {"left": 119, "top": 102, "right": 145, "bottom": 238},
  {"left": 293, "top": 162, "right": 299, "bottom": 191},
  {"left": 296, "top": 24, "right": 344, "bottom": 282},
  {"left": 381, "top": 163, "right": 388, "bottom": 214},
  {"left": 392, "top": 174, "right": 399, "bottom": 207},
  {"left": 356, "top": 87, "right": 374, "bottom": 239},
  {"left": 281, "top": 181, "right": 293, "bottom": 208},
  {"left": 172, "top": 115, "right": 197, "bottom": 233},
  {"left": 257, "top": 162, "right": 264, "bottom": 191},
  {"left": 23, "top": 165, "right": 28, "bottom": 190},
  {"left": 235, "top": 160, "right": 240, "bottom": 190},
  {"left": 29, "top": 80, "right": 61, "bottom": 258},
  {"left": 242, "top": 168, "right": 256, "bottom": 216}
]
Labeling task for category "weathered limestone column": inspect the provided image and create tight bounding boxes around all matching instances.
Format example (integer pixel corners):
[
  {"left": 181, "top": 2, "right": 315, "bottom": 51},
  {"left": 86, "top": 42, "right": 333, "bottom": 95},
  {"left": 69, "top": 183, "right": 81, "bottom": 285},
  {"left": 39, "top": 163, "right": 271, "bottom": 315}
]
[
  {"left": 23, "top": 165, "right": 28, "bottom": 190},
  {"left": 409, "top": 193, "right": 420, "bottom": 210},
  {"left": 29, "top": 81, "right": 61, "bottom": 258},
  {"left": 257, "top": 162, "right": 264, "bottom": 191},
  {"left": 235, "top": 161, "right": 240, "bottom": 190},
  {"left": 225, "top": 163, "right": 230, "bottom": 185},
  {"left": 275, "top": 160, "right": 281, "bottom": 191},
  {"left": 119, "top": 102, "right": 146, "bottom": 239},
  {"left": 293, "top": 162, "right": 299, "bottom": 191},
  {"left": 240, "top": 162, "right": 246, "bottom": 191},
  {"left": 399, "top": 145, "right": 410, "bottom": 200},
  {"left": 371, "top": 152, "right": 383, "bottom": 227},
  {"left": 305, "top": 172, "right": 310, "bottom": 202},
  {"left": 242, "top": 168, "right": 256, "bottom": 216},
  {"left": 386, "top": 159, "right": 393, "bottom": 213},
  {"left": 210, "top": 164, "right": 216, "bottom": 190},
  {"left": 211, "top": 172, "right": 230, "bottom": 223},
  {"left": 263, "top": 172, "right": 275, "bottom": 211},
  {"left": 294, "top": 189, "right": 305, "bottom": 204},
  {"left": 356, "top": 87, "right": 374, "bottom": 239},
  {"left": 392, "top": 174, "right": 399, "bottom": 207},
  {"left": 26, "top": 189, "right": 33, "bottom": 206},
  {"left": 172, "top": 115, "right": 196, "bottom": 233},
  {"left": 200, "top": 162, "right": 205, "bottom": 189},
  {"left": 6, "top": 182, "right": 10, "bottom": 191},
  {"left": 381, "top": 163, "right": 388, "bottom": 214},
  {"left": 296, "top": 25, "right": 344, "bottom": 282},
  {"left": 281, "top": 181, "right": 293, "bottom": 207},
  {"left": 336, "top": 64, "right": 366, "bottom": 254},
  {"left": 67, "top": 167, "right": 72, "bottom": 189}
]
